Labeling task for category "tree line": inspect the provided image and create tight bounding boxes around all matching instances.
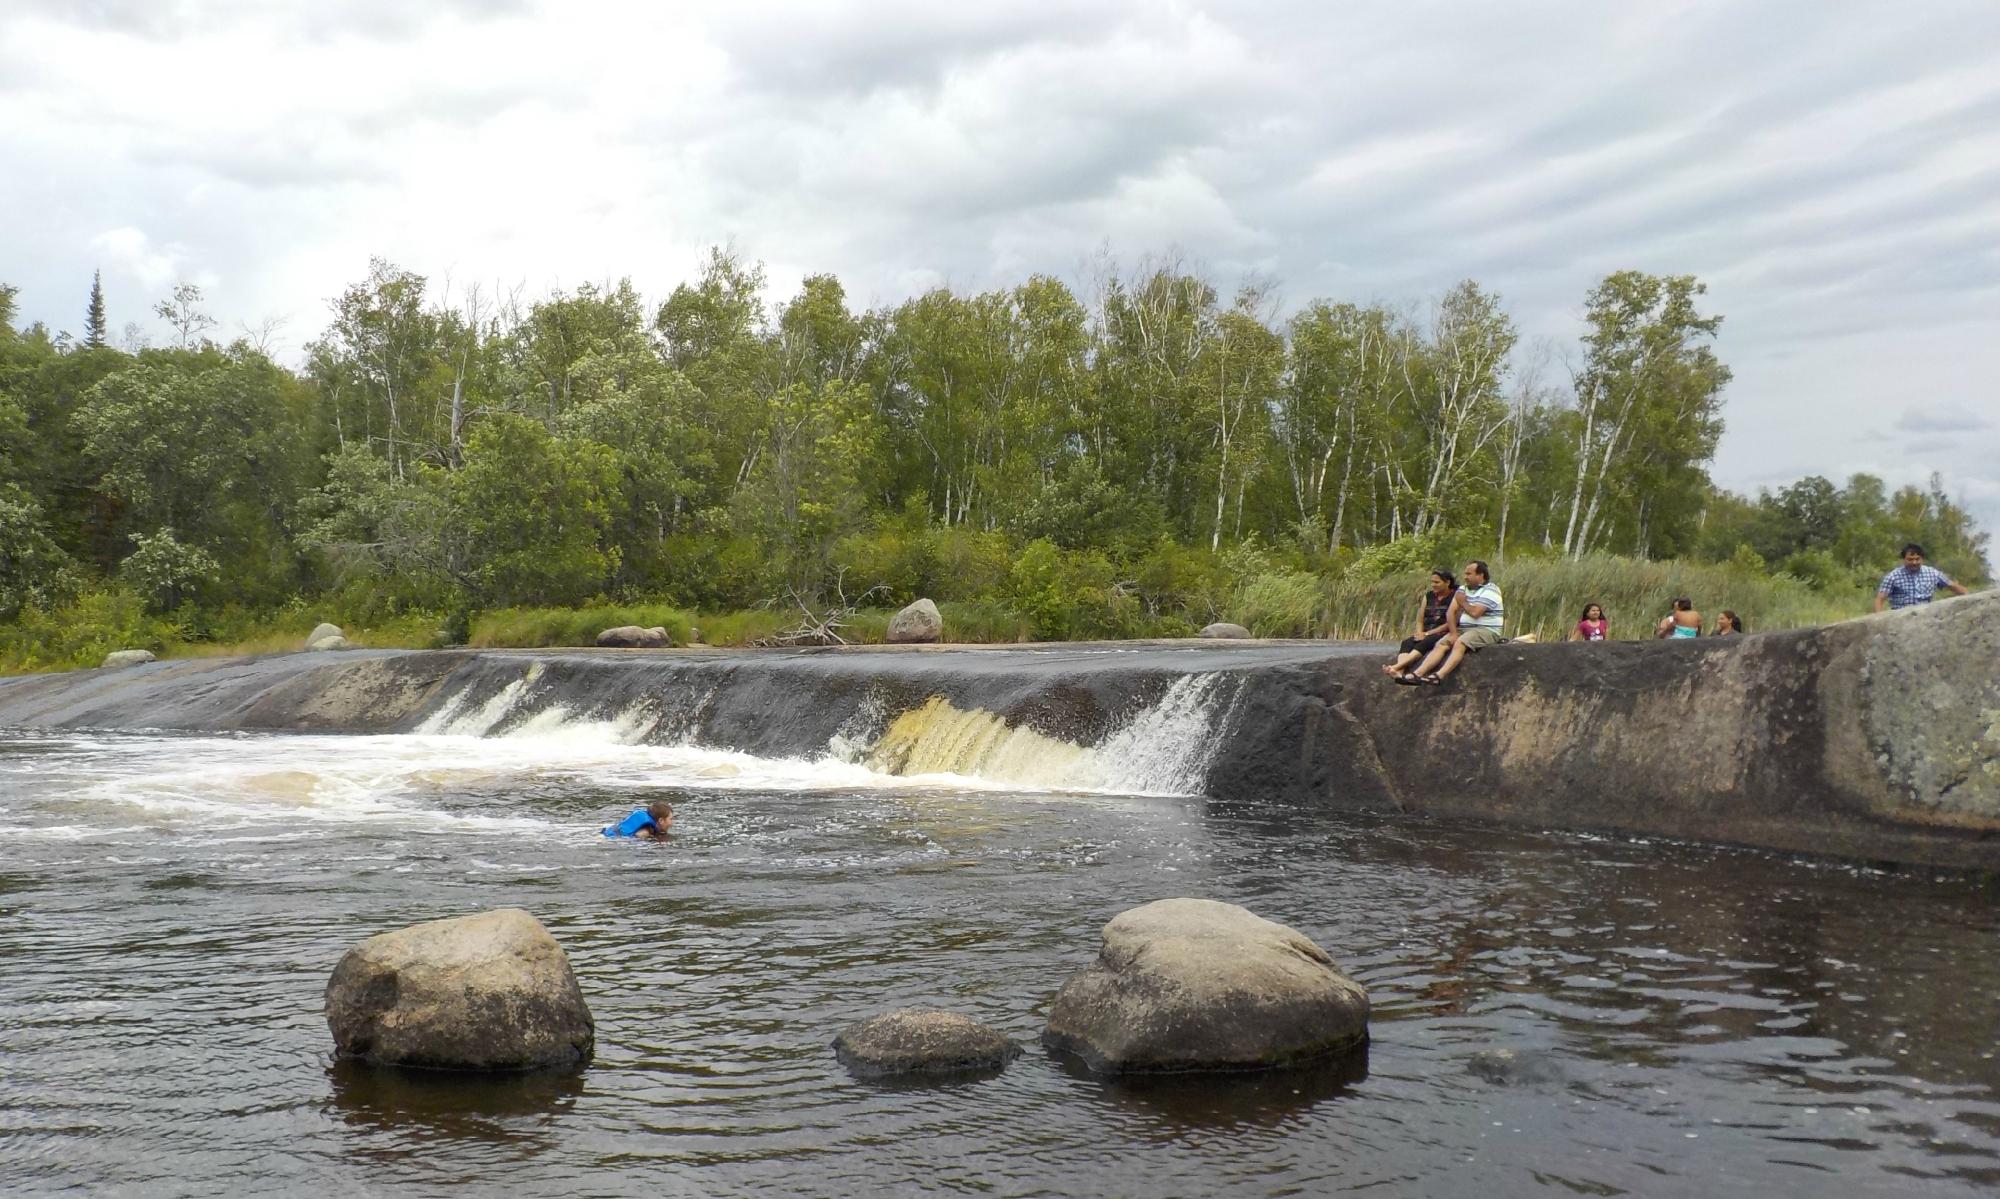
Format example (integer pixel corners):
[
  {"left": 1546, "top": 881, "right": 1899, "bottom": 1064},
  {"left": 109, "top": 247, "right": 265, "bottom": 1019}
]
[{"left": 0, "top": 252, "right": 1988, "bottom": 638}]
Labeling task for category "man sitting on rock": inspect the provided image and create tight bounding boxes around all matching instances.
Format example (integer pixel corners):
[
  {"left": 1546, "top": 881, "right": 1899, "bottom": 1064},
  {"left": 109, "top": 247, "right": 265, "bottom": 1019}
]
[
  {"left": 602, "top": 801, "right": 675, "bottom": 840},
  {"left": 1402, "top": 560, "right": 1504, "bottom": 686}
]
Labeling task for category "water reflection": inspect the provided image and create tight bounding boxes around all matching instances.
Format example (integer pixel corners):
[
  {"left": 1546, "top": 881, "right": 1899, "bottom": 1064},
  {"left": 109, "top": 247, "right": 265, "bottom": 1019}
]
[
  {"left": 1055, "top": 1045, "right": 1371, "bottom": 1130},
  {"left": 325, "top": 1058, "right": 585, "bottom": 1141}
]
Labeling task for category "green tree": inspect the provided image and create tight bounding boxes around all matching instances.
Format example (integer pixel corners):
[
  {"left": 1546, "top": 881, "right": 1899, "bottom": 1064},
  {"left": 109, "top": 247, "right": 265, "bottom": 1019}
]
[
  {"left": 84, "top": 270, "right": 108, "bottom": 350},
  {"left": 121, "top": 526, "right": 220, "bottom": 612},
  {"left": 450, "top": 415, "right": 622, "bottom": 606}
]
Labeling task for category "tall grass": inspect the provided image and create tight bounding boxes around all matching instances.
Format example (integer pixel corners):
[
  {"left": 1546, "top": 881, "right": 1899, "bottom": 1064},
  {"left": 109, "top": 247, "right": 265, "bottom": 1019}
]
[{"left": 1315, "top": 553, "right": 1866, "bottom": 642}]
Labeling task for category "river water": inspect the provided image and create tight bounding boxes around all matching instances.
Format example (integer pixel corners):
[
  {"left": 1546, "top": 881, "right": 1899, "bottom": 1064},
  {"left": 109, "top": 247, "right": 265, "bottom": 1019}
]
[{"left": 1, "top": 722, "right": 1996, "bottom": 1198}]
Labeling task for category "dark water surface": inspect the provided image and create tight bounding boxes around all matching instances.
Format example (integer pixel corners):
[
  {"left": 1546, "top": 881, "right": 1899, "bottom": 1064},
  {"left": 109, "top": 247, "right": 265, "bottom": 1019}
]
[{"left": 1, "top": 728, "right": 1996, "bottom": 1198}]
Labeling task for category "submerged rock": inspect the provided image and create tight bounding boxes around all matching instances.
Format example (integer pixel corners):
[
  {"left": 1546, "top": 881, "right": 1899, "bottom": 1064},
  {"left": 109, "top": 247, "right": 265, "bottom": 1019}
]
[
  {"left": 834, "top": 1008, "right": 1020, "bottom": 1078},
  {"left": 887, "top": 599, "right": 944, "bottom": 644},
  {"left": 1467, "top": 1048, "right": 1566, "bottom": 1086},
  {"left": 101, "top": 649, "right": 156, "bottom": 668},
  {"left": 595, "top": 625, "right": 670, "bottom": 649},
  {"left": 305, "top": 622, "right": 344, "bottom": 650},
  {"left": 1044, "top": 898, "right": 1368, "bottom": 1073},
  {"left": 1199, "top": 622, "right": 1251, "bottom": 639},
  {"left": 325, "top": 907, "right": 594, "bottom": 1072}
]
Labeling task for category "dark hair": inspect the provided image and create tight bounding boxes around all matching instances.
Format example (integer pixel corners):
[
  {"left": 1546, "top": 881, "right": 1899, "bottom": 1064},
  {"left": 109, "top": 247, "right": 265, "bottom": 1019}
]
[
  {"left": 1719, "top": 610, "right": 1744, "bottom": 633},
  {"left": 1672, "top": 597, "right": 1693, "bottom": 611},
  {"left": 1901, "top": 542, "right": 1925, "bottom": 558},
  {"left": 1430, "top": 568, "right": 1456, "bottom": 590},
  {"left": 1466, "top": 560, "right": 1490, "bottom": 582},
  {"left": 1580, "top": 603, "right": 1604, "bottom": 622}
]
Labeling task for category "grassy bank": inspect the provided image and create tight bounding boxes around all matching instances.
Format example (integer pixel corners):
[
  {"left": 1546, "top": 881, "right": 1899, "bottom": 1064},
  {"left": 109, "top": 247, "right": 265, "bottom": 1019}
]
[{"left": 0, "top": 553, "right": 1905, "bottom": 675}]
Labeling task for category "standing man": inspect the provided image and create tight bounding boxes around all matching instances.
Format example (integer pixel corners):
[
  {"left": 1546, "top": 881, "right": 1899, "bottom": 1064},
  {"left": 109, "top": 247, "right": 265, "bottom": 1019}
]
[
  {"left": 1406, "top": 560, "right": 1504, "bottom": 685},
  {"left": 1873, "top": 543, "right": 1968, "bottom": 612}
]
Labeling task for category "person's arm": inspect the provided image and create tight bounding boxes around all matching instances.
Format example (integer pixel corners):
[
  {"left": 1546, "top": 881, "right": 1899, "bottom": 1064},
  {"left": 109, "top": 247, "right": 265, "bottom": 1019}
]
[
  {"left": 1415, "top": 595, "right": 1431, "bottom": 637},
  {"left": 1873, "top": 591, "right": 1887, "bottom": 612},
  {"left": 1946, "top": 575, "right": 1969, "bottom": 596},
  {"left": 1874, "top": 571, "right": 1893, "bottom": 612},
  {"left": 1461, "top": 591, "right": 1492, "bottom": 620},
  {"left": 1444, "top": 591, "right": 1464, "bottom": 637},
  {"left": 1569, "top": 624, "right": 1583, "bottom": 642}
]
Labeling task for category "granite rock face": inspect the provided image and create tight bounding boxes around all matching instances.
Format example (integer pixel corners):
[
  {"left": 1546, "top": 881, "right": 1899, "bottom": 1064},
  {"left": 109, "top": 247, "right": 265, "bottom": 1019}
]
[
  {"left": 101, "top": 650, "right": 156, "bottom": 668},
  {"left": 305, "top": 623, "right": 344, "bottom": 650},
  {"left": 833, "top": 1008, "right": 1019, "bottom": 1077},
  {"left": 887, "top": 599, "right": 944, "bottom": 644},
  {"left": 1044, "top": 898, "right": 1369, "bottom": 1074},
  {"left": 325, "top": 908, "right": 594, "bottom": 1072}
]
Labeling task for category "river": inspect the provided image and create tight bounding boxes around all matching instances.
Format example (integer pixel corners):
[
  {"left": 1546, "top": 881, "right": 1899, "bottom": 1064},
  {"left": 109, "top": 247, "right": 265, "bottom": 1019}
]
[{"left": 1, "top": 721, "right": 1996, "bottom": 1197}]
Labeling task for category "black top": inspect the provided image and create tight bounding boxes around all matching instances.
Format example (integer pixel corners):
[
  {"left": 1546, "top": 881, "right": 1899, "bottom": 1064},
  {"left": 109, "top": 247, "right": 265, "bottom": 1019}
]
[{"left": 1421, "top": 589, "right": 1455, "bottom": 633}]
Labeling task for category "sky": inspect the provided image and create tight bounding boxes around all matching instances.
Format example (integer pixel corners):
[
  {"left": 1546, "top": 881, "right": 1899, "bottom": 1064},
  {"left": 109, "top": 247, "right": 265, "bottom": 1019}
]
[{"left": 3, "top": 0, "right": 1996, "bottom": 528}]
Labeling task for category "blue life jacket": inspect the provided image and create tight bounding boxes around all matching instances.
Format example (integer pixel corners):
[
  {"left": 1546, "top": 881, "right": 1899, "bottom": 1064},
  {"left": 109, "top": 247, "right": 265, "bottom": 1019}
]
[{"left": 603, "top": 809, "right": 659, "bottom": 838}]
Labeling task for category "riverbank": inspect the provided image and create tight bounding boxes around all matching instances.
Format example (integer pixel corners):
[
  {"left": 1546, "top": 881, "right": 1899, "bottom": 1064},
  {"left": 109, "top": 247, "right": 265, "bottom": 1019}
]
[
  {"left": 4, "top": 591, "right": 1993, "bottom": 868},
  {"left": 0, "top": 552, "right": 1887, "bottom": 674}
]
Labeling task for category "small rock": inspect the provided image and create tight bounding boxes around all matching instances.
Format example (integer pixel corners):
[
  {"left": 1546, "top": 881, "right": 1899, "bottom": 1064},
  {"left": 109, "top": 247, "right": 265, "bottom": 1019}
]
[
  {"left": 308, "top": 635, "right": 353, "bottom": 651},
  {"left": 305, "top": 622, "right": 344, "bottom": 650},
  {"left": 834, "top": 1008, "right": 1020, "bottom": 1078},
  {"left": 101, "top": 649, "right": 156, "bottom": 668},
  {"left": 1044, "top": 898, "right": 1368, "bottom": 1074},
  {"left": 325, "top": 908, "right": 594, "bottom": 1072},
  {"left": 887, "top": 598, "right": 944, "bottom": 644},
  {"left": 1199, "top": 622, "right": 1252, "bottom": 639},
  {"left": 697, "top": 762, "right": 741, "bottom": 779},
  {"left": 1467, "top": 1048, "right": 1565, "bottom": 1086},
  {"left": 595, "top": 625, "right": 670, "bottom": 649}
]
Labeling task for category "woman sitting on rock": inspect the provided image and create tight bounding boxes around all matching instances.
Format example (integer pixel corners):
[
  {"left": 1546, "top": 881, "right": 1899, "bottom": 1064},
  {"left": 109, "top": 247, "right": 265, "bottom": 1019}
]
[
  {"left": 1383, "top": 569, "right": 1458, "bottom": 678},
  {"left": 1713, "top": 610, "right": 1745, "bottom": 636},
  {"left": 1572, "top": 603, "right": 1609, "bottom": 641},
  {"left": 1655, "top": 597, "right": 1702, "bottom": 639}
]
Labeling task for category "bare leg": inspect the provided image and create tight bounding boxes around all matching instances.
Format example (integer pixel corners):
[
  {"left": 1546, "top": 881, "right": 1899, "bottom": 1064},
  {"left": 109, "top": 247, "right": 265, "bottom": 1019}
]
[
  {"left": 1414, "top": 638, "right": 1452, "bottom": 678},
  {"left": 1432, "top": 640, "right": 1471, "bottom": 680}
]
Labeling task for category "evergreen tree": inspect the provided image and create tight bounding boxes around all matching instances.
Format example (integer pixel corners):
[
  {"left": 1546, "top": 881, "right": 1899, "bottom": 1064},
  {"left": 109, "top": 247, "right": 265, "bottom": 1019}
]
[{"left": 84, "top": 271, "right": 108, "bottom": 350}]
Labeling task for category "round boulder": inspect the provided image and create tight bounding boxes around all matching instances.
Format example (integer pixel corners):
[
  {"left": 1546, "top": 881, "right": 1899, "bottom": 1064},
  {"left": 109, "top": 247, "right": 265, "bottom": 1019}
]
[
  {"left": 326, "top": 907, "right": 594, "bottom": 1072},
  {"left": 308, "top": 635, "right": 353, "bottom": 651},
  {"left": 101, "top": 649, "right": 156, "bottom": 668},
  {"left": 1043, "top": 898, "right": 1368, "bottom": 1073},
  {"left": 305, "top": 622, "right": 344, "bottom": 650},
  {"left": 1198, "top": 622, "right": 1252, "bottom": 639},
  {"left": 595, "top": 625, "right": 670, "bottom": 649},
  {"left": 834, "top": 1008, "right": 1020, "bottom": 1078},
  {"left": 886, "top": 598, "right": 944, "bottom": 644}
]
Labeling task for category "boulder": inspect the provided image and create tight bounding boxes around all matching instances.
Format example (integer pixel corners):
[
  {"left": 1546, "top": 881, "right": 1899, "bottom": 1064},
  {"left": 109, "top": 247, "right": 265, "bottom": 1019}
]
[
  {"left": 325, "top": 907, "right": 594, "bottom": 1072},
  {"left": 101, "top": 649, "right": 156, "bottom": 668},
  {"left": 1199, "top": 622, "right": 1251, "bottom": 639},
  {"left": 305, "top": 622, "right": 344, "bottom": 650},
  {"left": 1043, "top": 898, "right": 1368, "bottom": 1074},
  {"left": 595, "top": 625, "right": 670, "bottom": 649},
  {"left": 886, "top": 599, "right": 944, "bottom": 644},
  {"left": 308, "top": 635, "right": 353, "bottom": 651},
  {"left": 834, "top": 1008, "right": 1020, "bottom": 1078}
]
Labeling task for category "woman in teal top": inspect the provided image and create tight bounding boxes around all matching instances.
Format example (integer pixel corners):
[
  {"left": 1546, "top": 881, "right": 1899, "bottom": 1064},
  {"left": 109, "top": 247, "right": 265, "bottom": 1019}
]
[{"left": 1655, "top": 597, "right": 1702, "bottom": 639}]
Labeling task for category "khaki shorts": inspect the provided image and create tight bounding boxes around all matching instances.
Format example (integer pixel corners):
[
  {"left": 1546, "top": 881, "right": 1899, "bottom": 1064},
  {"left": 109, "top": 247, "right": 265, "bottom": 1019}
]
[{"left": 1458, "top": 626, "right": 1505, "bottom": 651}]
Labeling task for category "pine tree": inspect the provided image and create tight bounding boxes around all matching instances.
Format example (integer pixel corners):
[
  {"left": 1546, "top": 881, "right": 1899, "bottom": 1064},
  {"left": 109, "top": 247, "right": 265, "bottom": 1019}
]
[{"left": 84, "top": 269, "right": 108, "bottom": 349}]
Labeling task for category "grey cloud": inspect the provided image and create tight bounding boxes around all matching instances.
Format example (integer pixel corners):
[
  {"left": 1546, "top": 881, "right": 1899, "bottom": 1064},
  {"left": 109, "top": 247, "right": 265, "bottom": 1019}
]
[{"left": 1895, "top": 405, "right": 1994, "bottom": 435}]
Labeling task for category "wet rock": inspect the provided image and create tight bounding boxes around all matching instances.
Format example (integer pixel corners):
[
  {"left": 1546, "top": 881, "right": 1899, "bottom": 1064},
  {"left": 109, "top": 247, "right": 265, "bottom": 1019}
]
[
  {"left": 595, "top": 625, "right": 670, "bottom": 649},
  {"left": 101, "top": 649, "right": 156, "bottom": 668},
  {"left": 1199, "top": 622, "right": 1251, "bottom": 639},
  {"left": 305, "top": 623, "right": 344, "bottom": 650},
  {"left": 834, "top": 1008, "right": 1020, "bottom": 1078},
  {"left": 887, "top": 599, "right": 944, "bottom": 644},
  {"left": 1467, "top": 1048, "right": 1565, "bottom": 1086},
  {"left": 1044, "top": 898, "right": 1369, "bottom": 1073},
  {"left": 325, "top": 907, "right": 594, "bottom": 1072}
]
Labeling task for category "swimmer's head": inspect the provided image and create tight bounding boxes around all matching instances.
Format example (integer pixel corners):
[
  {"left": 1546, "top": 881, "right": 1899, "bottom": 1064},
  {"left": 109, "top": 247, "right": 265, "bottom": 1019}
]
[{"left": 647, "top": 801, "right": 675, "bottom": 830}]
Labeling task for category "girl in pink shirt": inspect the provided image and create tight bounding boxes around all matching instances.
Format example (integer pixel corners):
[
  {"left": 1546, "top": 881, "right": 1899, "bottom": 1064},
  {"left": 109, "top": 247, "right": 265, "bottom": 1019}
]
[{"left": 1572, "top": 603, "right": 1609, "bottom": 642}]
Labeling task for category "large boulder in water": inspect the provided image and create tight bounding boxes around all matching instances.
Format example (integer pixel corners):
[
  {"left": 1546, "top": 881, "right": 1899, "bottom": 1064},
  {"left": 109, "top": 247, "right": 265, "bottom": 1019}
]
[
  {"left": 1199, "top": 622, "right": 1251, "bottom": 639},
  {"left": 886, "top": 598, "right": 943, "bottom": 644},
  {"left": 833, "top": 1008, "right": 1020, "bottom": 1078},
  {"left": 305, "top": 622, "right": 344, "bottom": 650},
  {"left": 1043, "top": 898, "right": 1368, "bottom": 1073},
  {"left": 325, "top": 908, "right": 594, "bottom": 1072},
  {"left": 595, "top": 625, "right": 669, "bottom": 649},
  {"left": 101, "top": 649, "right": 156, "bottom": 668}
]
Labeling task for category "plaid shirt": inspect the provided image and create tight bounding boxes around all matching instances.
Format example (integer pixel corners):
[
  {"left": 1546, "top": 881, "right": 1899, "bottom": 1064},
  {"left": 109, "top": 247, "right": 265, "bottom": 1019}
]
[{"left": 1877, "top": 564, "right": 1954, "bottom": 609}]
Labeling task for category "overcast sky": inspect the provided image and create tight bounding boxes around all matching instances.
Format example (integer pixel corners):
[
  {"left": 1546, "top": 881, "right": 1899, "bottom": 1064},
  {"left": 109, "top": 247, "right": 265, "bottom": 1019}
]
[{"left": 3, "top": 0, "right": 1996, "bottom": 529}]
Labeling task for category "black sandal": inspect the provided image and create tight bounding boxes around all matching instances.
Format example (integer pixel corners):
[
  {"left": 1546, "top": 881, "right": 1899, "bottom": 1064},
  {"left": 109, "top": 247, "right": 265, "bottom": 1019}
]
[
  {"left": 1392, "top": 672, "right": 1419, "bottom": 685},
  {"left": 1419, "top": 673, "right": 1444, "bottom": 685}
]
